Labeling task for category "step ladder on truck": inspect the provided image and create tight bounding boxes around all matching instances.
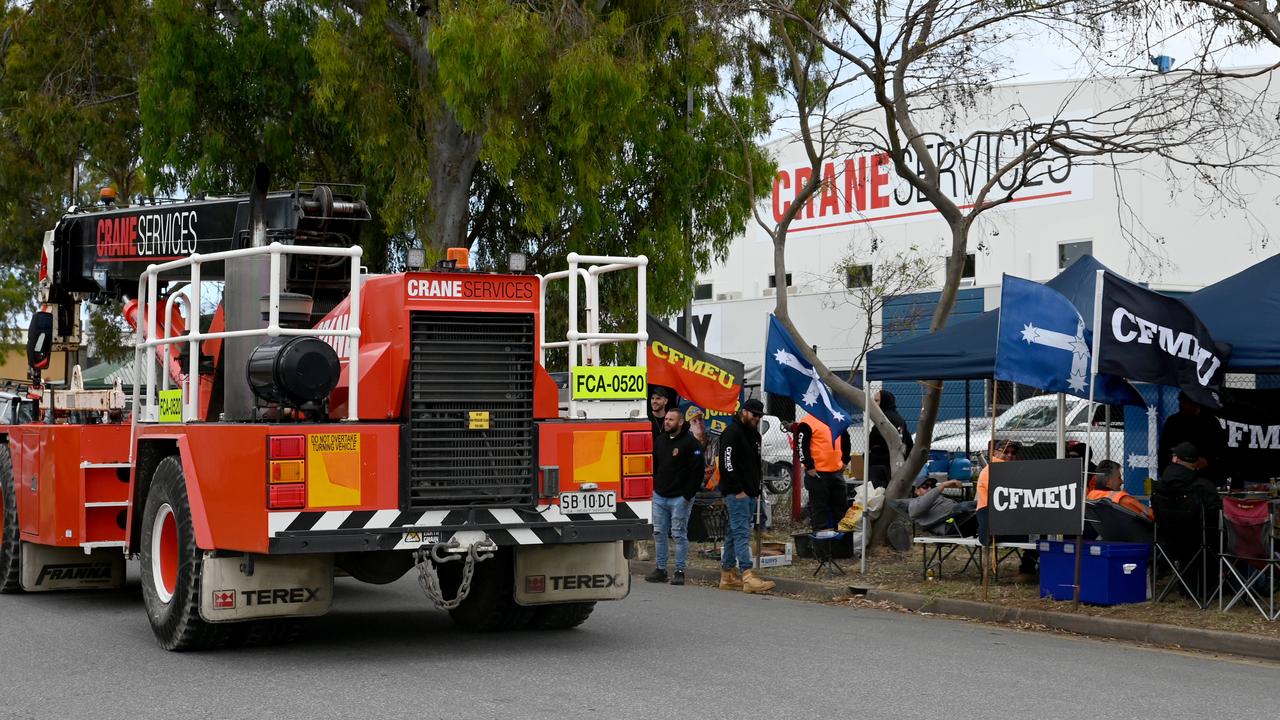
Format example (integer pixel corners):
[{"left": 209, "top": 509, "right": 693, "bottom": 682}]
[{"left": 0, "top": 176, "right": 654, "bottom": 650}]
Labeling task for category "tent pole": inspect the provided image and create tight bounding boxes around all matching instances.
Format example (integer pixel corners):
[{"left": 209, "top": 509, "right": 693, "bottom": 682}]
[
  {"left": 1075, "top": 268, "right": 1106, "bottom": 609},
  {"left": 861, "top": 363, "right": 870, "bottom": 575}
]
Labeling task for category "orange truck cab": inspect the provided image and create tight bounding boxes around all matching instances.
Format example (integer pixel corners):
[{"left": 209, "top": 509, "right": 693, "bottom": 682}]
[{"left": 0, "top": 179, "right": 652, "bottom": 650}]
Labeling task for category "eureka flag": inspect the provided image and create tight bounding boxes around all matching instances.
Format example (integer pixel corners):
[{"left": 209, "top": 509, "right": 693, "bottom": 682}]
[
  {"left": 764, "top": 315, "right": 857, "bottom": 439},
  {"left": 995, "top": 274, "right": 1142, "bottom": 406}
]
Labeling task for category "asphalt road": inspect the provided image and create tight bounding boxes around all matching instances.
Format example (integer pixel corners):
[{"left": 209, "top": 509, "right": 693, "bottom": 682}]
[{"left": 1, "top": 566, "right": 1276, "bottom": 720}]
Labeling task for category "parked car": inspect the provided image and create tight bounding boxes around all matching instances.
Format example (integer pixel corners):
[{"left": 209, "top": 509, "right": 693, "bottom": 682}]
[
  {"left": 759, "top": 414, "right": 795, "bottom": 494},
  {"left": 928, "top": 416, "right": 992, "bottom": 445},
  {"left": 929, "top": 395, "right": 1124, "bottom": 464}
]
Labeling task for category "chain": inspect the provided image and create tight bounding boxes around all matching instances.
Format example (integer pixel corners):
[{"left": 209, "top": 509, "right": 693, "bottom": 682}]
[{"left": 414, "top": 538, "right": 496, "bottom": 610}]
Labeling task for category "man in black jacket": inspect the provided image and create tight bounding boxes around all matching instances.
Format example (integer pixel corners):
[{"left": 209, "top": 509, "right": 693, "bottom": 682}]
[
  {"left": 1153, "top": 441, "right": 1222, "bottom": 600},
  {"left": 1158, "top": 393, "right": 1227, "bottom": 487},
  {"left": 645, "top": 409, "right": 704, "bottom": 586},
  {"left": 868, "top": 390, "right": 913, "bottom": 489},
  {"left": 717, "top": 399, "right": 775, "bottom": 593}
]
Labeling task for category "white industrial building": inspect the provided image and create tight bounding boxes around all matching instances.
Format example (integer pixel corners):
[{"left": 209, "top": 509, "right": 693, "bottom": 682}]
[{"left": 688, "top": 73, "right": 1280, "bottom": 381}]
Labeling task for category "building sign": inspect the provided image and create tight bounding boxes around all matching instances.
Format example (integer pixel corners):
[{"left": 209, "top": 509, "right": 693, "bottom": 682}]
[
  {"left": 988, "top": 458, "right": 1085, "bottom": 536},
  {"left": 767, "top": 123, "right": 1093, "bottom": 234},
  {"left": 405, "top": 275, "right": 537, "bottom": 303}
]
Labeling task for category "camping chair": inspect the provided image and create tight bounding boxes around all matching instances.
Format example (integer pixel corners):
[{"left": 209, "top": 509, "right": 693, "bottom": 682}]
[
  {"left": 888, "top": 498, "right": 983, "bottom": 580},
  {"left": 808, "top": 507, "right": 847, "bottom": 578},
  {"left": 1086, "top": 499, "right": 1155, "bottom": 544},
  {"left": 1151, "top": 491, "right": 1215, "bottom": 609},
  {"left": 1218, "top": 496, "right": 1277, "bottom": 620}
]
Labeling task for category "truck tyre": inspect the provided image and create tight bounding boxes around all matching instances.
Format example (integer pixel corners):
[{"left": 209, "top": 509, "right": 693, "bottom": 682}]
[
  {"left": 139, "top": 456, "right": 228, "bottom": 651},
  {"left": 446, "top": 549, "right": 534, "bottom": 632},
  {"left": 0, "top": 445, "right": 21, "bottom": 593},
  {"left": 529, "top": 602, "right": 595, "bottom": 630}
]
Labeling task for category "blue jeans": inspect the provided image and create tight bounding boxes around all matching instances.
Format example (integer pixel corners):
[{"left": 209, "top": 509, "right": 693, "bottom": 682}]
[
  {"left": 652, "top": 494, "right": 692, "bottom": 571},
  {"left": 721, "top": 494, "right": 754, "bottom": 571}
]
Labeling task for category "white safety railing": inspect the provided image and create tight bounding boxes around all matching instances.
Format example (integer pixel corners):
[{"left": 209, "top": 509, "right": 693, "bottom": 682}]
[
  {"left": 539, "top": 253, "right": 647, "bottom": 419},
  {"left": 131, "top": 242, "right": 363, "bottom": 426}
]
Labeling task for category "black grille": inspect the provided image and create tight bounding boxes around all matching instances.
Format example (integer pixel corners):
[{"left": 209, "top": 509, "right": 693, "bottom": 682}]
[{"left": 405, "top": 311, "right": 536, "bottom": 508}]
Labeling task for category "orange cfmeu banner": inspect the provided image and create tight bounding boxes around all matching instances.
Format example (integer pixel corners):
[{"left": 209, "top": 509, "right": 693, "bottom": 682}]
[{"left": 646, "top": 315, "right": 744, "bottom": 413}]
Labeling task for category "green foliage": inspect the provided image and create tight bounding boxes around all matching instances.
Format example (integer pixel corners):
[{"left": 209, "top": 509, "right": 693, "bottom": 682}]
[{"left": 0, "top": 0, "right": 148, "bottom": 323}]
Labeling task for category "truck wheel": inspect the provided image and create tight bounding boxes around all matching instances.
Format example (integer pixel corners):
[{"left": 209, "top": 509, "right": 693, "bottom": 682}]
[
  {"left": 446, "top": 549, "right": 534, "bottom": 632},
  {"left": 529, "top": 602, "right": 595, "bottom": 630},
  {"left": 0, "top": 445, "right": 21, "bottom": 593},
  {"left": 139, "top": 456, "right": 228, "bottom": 651}
]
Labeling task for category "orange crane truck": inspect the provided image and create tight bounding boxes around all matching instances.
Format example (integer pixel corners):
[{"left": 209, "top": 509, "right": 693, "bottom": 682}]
[{"left": 0, "top": 173, "right": 653, "bottom": 650}]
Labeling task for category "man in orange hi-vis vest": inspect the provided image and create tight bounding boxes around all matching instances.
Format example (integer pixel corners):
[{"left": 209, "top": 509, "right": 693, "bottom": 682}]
[
  {"left": 796, "top": 414, "right": 851, "bottom": 532},
  {"left": 1088, "top": 459, "right": 1154, "bottom": 521}
]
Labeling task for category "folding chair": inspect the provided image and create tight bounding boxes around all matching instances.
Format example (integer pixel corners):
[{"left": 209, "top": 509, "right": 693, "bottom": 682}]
[
  {"left": 1218, "top": 496, "right": 1277, "bottom": 620},
  {"left": 1151, "top": 492, "right": 1215, "bottom": 609},
  {"left": 1087, "top": 499, "right": 1155, "bottom": 544}
]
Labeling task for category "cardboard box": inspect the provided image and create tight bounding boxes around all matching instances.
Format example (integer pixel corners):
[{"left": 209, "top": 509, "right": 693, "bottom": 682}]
[{"left": 756, "top": 541, "right": 793, "bottom": 568}]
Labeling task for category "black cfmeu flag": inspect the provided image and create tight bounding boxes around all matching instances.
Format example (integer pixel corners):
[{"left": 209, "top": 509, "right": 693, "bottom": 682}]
[{"left": 1098, "top": 272, "right": 1230, "bottom": 409}]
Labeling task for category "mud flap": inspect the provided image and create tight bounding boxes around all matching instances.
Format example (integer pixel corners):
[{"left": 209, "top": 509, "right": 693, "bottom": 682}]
[
  {"left": 199, "top": 553, "right": 334, "bottom": 622},
  {"left": 514, "top": 542, "right": 630, "bottom": 606},
  {"left": 19, "top": 543, "right": 125, "bottom": 592}
]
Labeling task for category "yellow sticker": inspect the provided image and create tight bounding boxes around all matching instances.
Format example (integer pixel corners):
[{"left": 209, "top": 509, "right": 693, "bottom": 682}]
[
  {"left": 469, "top": 411, "right": 490, "bottom": 430},
  {"left": 307, "top": 433, "right": 362, "bottom": 508},
  {"left": 570, "top": 366, "right": 647, "bottom": 400},
  {"left": 158, "top": 389, "right": 183, "bottom": 422}
]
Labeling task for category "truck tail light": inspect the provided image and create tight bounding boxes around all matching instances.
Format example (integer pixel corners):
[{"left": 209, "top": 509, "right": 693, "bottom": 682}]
[
  {"left": 267, "top": 435, "right": 307, "bottom": 508},
  {"left": 268, "top": 483, "right": 307, "bottom": 509},
  {"left": 622, "top": 454, "right": 652, "bottom": 477},
  {"left": 621, "top": 431, "right": 651, "bottom": 454},
  {"left": 622, "top": 476, "right": 652, "bottom": 500}
]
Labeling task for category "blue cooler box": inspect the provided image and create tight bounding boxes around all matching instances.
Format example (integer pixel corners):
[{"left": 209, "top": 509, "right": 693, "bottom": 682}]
[{"left": 1038, "top": 540, "right": 1151, "bottom": 606}]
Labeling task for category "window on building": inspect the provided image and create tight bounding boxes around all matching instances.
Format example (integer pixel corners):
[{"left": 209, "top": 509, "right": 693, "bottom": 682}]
[
  {"left": 1058, "top": 240, "right": 1092, "bottom": 269},
  {"left": 693, "top": 283, "right": 713, "bottom": 301},
  {"left": 945, "top": 253, "right": 976, "bottom": 281},
  {"left": 768, "top": 273, "right": 793, "bottom": 289},
  {"left": 845, "top": 264, "right": 873, "bottom": 289}
]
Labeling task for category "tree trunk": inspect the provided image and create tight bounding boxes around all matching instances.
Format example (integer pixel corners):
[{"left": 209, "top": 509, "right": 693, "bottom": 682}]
[{"left": 424, "top": 110, "right": 481, "bottom": 252}]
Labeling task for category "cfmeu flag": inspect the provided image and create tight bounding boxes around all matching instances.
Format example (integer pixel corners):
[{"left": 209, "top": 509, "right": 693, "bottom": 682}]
[
  {"left": 646, "top": 315, "right": 744, "bottom": 412},
  {"left": 1097, "top": 272, "right": 1230, "bottom": 409},
  {"left": 764, "top": 315, "right": 856, "bottom": 439},
  {"left": 995, "top": 274, "right": 1142, "bottom": 406}
]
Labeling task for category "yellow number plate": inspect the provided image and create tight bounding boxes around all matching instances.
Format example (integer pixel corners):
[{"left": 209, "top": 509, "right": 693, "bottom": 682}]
[
  {"left": 571, "top": 366, "right": 647, "bottom": 400},
  {"left": 158, "top": 389, "right": 183, "bottom": 422}
]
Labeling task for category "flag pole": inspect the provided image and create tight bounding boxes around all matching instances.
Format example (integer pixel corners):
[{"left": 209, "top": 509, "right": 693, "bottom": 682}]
[
  {"left": 983, "top": 379, "right": 996, "bottom": 602},
  {"left": 1075, "top": 268, "right": 1106, "bottom": 609},
  {"left": 861, "top": 362, "right": 870, "bottom": 575}
]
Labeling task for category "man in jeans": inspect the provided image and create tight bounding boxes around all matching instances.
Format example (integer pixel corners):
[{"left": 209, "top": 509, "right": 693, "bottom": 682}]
[
  {"left": 716, "top": 399, "right": 776, "bottom": 594},
  {"left": 646, "top": 409, "right": 704, "bottom": 585}
]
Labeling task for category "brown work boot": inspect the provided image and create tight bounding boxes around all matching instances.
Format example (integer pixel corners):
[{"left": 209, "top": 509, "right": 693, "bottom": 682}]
[
  {"left": 741, "top": 569, "right": 776, "bottom": 594},
  {"left": 718, "top": 569, "right": 743, "bottom": 590}
]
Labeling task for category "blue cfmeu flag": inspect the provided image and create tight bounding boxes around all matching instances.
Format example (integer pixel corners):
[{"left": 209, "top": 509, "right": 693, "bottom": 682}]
[
  {"left": 765, "top": 315, "right": 857, "bottom": 440},
  {"left": 995, "top": 274, "right": 1141, "bottom": 405}
]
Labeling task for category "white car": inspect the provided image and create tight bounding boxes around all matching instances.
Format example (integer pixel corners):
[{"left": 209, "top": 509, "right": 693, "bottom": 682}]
[
  {"left": 929, "top": 395, "right": 1124, "bottom": 464},
  {"left": 758, "top": 414, "right": 796, "bottom": 494}
]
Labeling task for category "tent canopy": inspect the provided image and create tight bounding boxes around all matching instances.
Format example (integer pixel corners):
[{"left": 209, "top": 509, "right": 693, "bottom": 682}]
[
  {"left": 1185, "top": 254, "right": 1280, "bottom": 373},
  {"left": 866, "top": 255, "right": 1112, "bottom": 381}
]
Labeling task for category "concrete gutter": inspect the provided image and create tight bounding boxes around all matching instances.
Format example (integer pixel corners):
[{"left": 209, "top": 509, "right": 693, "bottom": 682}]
[{"left": 630, "top": 561, "right": 1280, "bottom": 663}]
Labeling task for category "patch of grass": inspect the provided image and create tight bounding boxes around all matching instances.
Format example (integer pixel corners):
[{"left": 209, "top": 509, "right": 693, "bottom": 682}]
[{"left": 664, "top": 538, "right": 1280, "bottom": 639}]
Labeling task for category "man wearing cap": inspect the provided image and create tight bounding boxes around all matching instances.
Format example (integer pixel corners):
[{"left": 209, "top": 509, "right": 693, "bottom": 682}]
[
  {"left": 1158, "top": 393, "right": 1227, "bottom": 486},
  {"left": 909, "top": 477, "right": 976, "bottom": 535},
  {"left": 717, "top": 399, "right": 775, "bottom": 594},
  {"left": 1153, "top": 442, "right": 1221, "bottom": 596}
]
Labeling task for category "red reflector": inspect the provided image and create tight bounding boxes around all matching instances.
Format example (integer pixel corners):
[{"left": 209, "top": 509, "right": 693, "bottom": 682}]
[
  {"left": 39, "top": 249, "right": 49, "bottom": 283},
  {"left": 268, "top": 483, "right": 306, "bottom": 509},
  {"left": 269, "top": 435, "right": 306, "bottom": 459},
  {"left": 621, "top": 431, "right": 652, "bottom": 454},
  {"left": 622, "top": 476, "right": 652, "bottom": 501}
]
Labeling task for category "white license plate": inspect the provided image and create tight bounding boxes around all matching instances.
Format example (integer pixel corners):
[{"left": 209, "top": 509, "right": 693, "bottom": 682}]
[{"left": 559, "top": 491, "right": 617, "bottom": 514}]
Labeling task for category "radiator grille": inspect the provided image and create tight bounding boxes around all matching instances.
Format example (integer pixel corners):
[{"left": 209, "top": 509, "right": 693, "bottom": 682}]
[{"left": 405, "top": 311, "right": 536, "bottom": 508}]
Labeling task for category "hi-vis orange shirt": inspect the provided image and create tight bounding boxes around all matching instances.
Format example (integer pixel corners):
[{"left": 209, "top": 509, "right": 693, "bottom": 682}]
[
  {"left": 800, "top": 416, "right": 845, "bottom": 472},
  {"left": 975, "top": 456, "right": 1006, "bottom": 510},
  {"left": 1087, "top": 489, "right": 1154, "bottom": 521}
]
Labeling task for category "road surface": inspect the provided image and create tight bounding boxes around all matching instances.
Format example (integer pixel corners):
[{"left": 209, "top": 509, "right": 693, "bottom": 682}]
[{"left": 0, "top": 567, "right": 1275, "bottom": 719}]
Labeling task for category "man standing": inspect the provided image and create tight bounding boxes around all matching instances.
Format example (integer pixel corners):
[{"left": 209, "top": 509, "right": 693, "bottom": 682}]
[
  {"left": 645, "top": 409, "right": 704, "bottom": 586},
  {"left": 795, "top": 414, "right": 851, "bottom": 531},
  {"left": 648, "top": 387, "right": 673, "bottom": 437},
  {"left": 867, "top": 390, "right": 913, "bottom": 489},
  {"left": 717, "top": 399, "right": 775, "bottom": 593},
  {"left": 1158, "top": 392, "right": 1227, "bottom": 487}
]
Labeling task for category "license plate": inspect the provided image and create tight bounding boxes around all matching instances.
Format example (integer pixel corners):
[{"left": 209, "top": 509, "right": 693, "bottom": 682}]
[{"left": 559, "top": 491, "right": 617, "bottom": 514}]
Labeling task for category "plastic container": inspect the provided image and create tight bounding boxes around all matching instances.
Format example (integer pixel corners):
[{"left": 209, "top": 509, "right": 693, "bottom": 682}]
[
  {"left": 948, "top": 456, "right": 973, "bottom": 481},
  {"left": 1038, "top": 540, "right": 1151, "bottom": 606}
]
